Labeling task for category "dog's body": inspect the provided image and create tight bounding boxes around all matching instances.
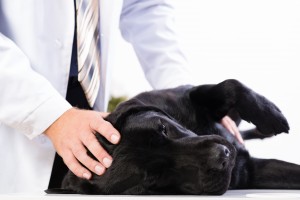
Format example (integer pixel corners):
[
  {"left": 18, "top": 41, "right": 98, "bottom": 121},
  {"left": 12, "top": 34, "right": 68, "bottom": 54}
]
[{"left": 50, "top": 79, "right": 300, "bottom": 195}]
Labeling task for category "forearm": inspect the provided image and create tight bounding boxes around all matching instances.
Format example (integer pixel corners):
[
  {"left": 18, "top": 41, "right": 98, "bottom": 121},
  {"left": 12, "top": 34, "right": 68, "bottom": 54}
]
[
  {"left": 120, "top": 0, "right": 197, "bottom": 89},
  {"left": 0, "top": 33, "right": 72, "bottom": 139}
]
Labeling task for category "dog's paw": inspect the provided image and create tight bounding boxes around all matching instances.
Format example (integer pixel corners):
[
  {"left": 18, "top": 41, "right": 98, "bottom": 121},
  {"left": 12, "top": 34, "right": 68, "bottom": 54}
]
[
  {"left": 256, "top": 109, "right": 289, "bottom": 136},
  {"left": 241, "top": 94, "right": 290, "bottom": 136}
]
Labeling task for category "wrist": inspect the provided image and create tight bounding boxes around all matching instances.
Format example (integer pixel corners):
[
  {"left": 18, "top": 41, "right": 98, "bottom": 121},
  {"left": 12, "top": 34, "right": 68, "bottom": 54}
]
[{"left": 44, "top": 107, "right": 76, "bottom": 138}]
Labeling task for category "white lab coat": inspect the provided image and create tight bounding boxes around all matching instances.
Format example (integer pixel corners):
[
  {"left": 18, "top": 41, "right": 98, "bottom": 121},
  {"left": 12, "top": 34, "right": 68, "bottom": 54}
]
[{"left": 0, "top": 0, "right": 193, "bottom": 193}]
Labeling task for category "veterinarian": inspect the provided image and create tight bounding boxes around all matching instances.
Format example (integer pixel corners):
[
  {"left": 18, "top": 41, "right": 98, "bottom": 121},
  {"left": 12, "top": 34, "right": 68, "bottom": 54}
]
[{"left": 0, "top": 0, "right": 242, "bottom": 193}]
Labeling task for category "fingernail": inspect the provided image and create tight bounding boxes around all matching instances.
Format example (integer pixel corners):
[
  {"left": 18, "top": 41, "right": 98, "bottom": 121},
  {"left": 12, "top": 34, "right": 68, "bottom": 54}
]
[
  {"left": 111, "top": 134, "right": 120, "bottom": 144},
  {"left": 83, "top": 172, "right": 91, "bottom": 179},
  {"left": 103, "top": 157, "right": 113, "bottom": 168},
  {"left": 95, "top": 165, "right": 105, "bottom": 175}
]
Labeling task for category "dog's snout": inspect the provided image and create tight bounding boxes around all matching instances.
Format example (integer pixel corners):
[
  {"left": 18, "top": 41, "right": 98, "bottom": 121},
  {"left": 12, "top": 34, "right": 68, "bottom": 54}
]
[{"left": 208, "top": 144, "right": 231, "bottom": 170}]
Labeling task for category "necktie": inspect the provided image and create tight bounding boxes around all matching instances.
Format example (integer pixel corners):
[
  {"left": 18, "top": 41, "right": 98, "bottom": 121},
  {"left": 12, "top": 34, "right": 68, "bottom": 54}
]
[{"left": 76, "top": 0, "right": 101, "bottom": 107}]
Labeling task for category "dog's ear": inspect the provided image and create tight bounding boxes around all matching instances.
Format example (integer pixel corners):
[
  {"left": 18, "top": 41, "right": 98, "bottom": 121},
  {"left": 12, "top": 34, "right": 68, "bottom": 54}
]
[
  {"left": 105, "top": 98, "right": 170, "bottom": 131},
  {"left": 105, "top": 99, "right": 141, "bottom": 127}
]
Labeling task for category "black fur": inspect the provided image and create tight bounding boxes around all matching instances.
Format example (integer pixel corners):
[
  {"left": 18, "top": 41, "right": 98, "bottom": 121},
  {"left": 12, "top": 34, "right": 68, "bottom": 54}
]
[{"left": 47, "top": 79, "right": 300, "bottom": 195}]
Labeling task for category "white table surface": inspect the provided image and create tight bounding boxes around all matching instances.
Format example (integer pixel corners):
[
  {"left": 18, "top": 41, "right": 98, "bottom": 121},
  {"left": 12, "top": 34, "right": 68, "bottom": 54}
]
[{"left": 1, "top": 190, "right": 300, "bottom": 200}]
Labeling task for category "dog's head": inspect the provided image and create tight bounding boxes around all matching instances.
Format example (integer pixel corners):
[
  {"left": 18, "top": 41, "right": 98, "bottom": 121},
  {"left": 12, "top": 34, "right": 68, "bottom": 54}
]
[
  {"left": 113, "top": 107, "right": 235, "bottom": 194},
  {"left": 74, "top": 99, "right": 237, "bottom": 195}
]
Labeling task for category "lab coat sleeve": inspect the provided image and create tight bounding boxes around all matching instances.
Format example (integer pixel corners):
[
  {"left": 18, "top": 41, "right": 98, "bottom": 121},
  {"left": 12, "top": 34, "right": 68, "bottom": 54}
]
[
  {"left": 0, "top": 33, "right": 72, "bottom": 139},
  {"left": 120, "top": 0, "right": 197, "bottom": 89}
]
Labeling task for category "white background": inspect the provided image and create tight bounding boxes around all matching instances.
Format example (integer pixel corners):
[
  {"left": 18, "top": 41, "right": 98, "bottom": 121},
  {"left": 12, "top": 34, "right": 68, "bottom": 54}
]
[{"left": 111, "top": 1, "right": 300, "bottom": 165}]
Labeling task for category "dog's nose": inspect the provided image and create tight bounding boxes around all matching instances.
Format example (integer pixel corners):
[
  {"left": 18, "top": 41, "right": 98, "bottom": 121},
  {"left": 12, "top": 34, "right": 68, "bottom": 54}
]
[{"left": 208, "top": 144, "right": 231, "bottom": 170}]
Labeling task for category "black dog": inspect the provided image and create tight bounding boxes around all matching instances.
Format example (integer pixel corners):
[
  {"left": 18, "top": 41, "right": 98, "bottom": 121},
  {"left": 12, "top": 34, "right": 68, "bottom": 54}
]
[{"left": 48, "top": 79, "right": 300, "bottom": 195}]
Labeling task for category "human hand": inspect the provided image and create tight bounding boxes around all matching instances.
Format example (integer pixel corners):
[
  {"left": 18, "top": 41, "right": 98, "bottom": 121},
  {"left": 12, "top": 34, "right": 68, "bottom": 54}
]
[
  {"left": 45, "top": 108, "right": 120, "bottom": 179},
  {"left": 220, "top": 116, "right": 244, "bottom": 145}
]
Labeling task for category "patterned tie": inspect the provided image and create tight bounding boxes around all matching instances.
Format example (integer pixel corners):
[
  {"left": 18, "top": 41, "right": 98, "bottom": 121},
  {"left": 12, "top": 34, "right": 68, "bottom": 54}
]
[{"left": 76, "top": 0, "right": 101, "bottom": 107}]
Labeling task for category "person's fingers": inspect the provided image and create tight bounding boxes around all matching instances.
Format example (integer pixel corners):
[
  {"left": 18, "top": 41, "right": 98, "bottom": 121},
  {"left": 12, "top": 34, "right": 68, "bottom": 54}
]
[
  {"left": 80, "top": 131, "right": 113, "bottom": 168},
  {"left": 72, "top": 142, "right": 106, "bottom": 175},
  {"left": 221, "top": 116, "right": 235, "bottom": 135},
  {"left": 221, "top": 116, "right": 244, "bottom": 145},
  {"left": 63, "top": 150, "right": 92, "bottom": 179},
  {"left": 226, "top": 117, "right": 244, "bottom": 144},
  {"left": 90, "top": 115, "right": 121, "bottom": 144},
  {"left": 222, "top": 117, "right": 235, "bottom": 135},
  {"left": 230, "top": 122, "right": 244, "bottom": 145}
]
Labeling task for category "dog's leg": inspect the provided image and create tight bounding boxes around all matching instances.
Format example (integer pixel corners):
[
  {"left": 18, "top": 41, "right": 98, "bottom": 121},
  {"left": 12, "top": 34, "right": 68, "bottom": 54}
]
[
  {"left": 245, "top": 158, "right": 300, "bottom": 189},
  {"left": 189, "top": 79, "right": 289, "bottom": 136}
]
